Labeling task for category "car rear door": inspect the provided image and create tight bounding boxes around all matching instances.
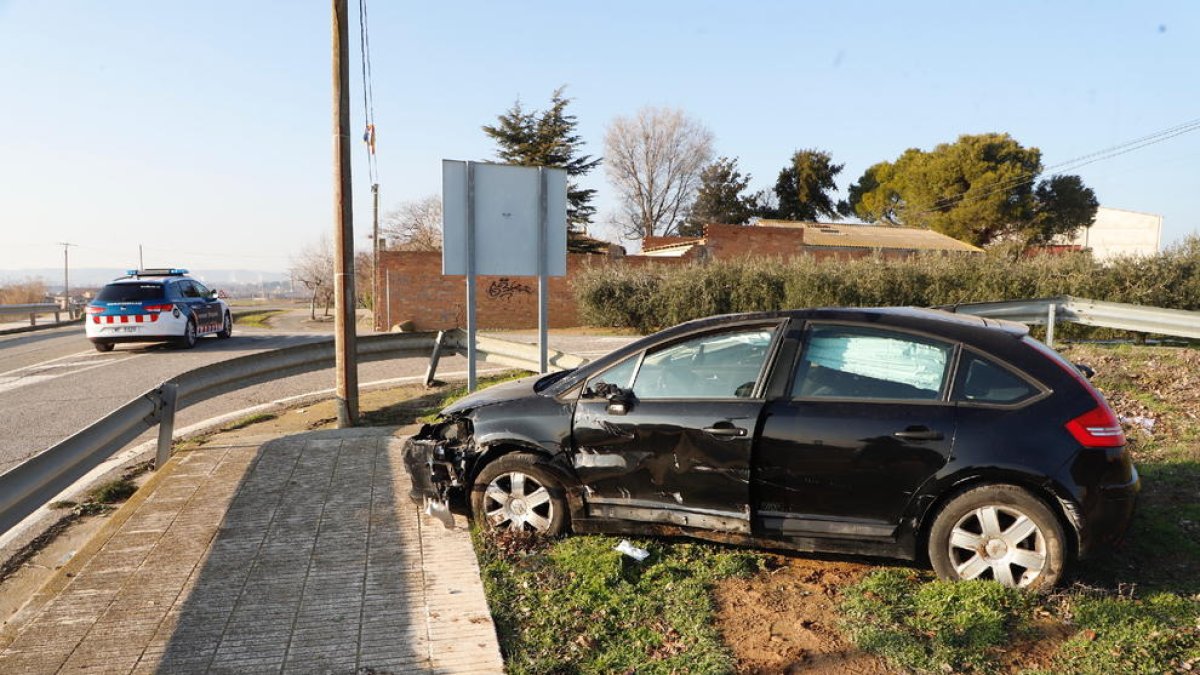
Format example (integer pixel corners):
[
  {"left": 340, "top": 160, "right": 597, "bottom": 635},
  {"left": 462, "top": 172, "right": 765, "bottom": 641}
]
[
  {"left": 754, "top": 322, "right": 957, "bottom": 542},
  {"left": 572, "top": 322, "right": 785, "bottom": 533}
]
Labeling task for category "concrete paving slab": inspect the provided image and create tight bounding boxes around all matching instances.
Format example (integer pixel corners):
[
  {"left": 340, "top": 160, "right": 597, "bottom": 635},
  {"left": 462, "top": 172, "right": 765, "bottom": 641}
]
[{"left": 0, "top": 428, "right": 504, "bottom": 674}]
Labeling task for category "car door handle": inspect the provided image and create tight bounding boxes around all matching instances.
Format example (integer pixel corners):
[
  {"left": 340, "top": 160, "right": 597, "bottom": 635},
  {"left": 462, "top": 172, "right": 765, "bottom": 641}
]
[
  {"left": 703, "top": 424, "right": 747, "bottom": 438},
  {"left": 892, "top": 427, "right": 944, "bottom": 441}
]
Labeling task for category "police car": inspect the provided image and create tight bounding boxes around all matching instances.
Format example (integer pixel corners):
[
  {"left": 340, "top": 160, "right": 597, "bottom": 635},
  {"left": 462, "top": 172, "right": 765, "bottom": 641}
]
[{"left": 85, "top": 269, "right": 232, "bottom": 352}]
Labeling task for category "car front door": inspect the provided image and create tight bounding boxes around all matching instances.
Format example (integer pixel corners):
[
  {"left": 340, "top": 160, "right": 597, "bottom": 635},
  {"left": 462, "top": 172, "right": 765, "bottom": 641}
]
[
  {"left": 754, "top": 323, "right": 957, "bottom": 542},
  {"left": 572, "top": 322, "right": 784, "bottom": 533}
]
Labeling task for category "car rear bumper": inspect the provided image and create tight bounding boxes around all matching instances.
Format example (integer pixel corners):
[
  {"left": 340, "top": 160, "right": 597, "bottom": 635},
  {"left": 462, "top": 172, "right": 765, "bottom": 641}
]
[{"left": 1078, "top": 465, "right": 1140, "bottom": 558}]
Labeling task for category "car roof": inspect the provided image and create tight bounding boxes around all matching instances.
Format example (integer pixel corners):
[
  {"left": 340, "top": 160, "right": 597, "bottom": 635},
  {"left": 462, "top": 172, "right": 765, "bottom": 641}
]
[{"left": 672, "top": 306, "right": 1029, "bottom": 337}]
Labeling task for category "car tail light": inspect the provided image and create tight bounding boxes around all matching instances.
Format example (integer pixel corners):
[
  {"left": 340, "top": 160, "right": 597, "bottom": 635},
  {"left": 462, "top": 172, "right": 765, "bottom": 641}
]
[
  {"left": 1024, "top": 338, "right": 1127, "bottom": 449},
  {"left": 85, "top": 305, "right": 104, "bottom": 315},
  {"left": 1066, "top": 406, "right": 1126, "bottom": 448},
  {"left": 143, "top": 304, "right": 174, "bottom": 313}
]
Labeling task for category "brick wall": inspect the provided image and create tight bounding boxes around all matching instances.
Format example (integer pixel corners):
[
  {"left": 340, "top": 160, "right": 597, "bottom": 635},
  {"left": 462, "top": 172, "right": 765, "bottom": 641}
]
[{"left": 375, "top": 251, "right": 683, "bottom": 331}]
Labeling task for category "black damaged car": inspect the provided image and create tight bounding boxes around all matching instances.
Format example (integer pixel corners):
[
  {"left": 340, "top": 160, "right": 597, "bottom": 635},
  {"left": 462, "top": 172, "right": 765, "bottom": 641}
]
[{"left": 404, "top": 308, "right": 1139, "bottom": 590}]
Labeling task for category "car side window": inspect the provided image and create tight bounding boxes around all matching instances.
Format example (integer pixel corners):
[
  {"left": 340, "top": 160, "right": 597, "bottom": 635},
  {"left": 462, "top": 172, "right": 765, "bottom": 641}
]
[
  {"left": 631, "top": 327, "right": 776, "bottom": 400},
  {"left": 585, "top": 354, "right": 639, "bottom": 393},
  {"left": 954, "top": 353, "right": 1039, "bottom": 404},
  {"left": 192, "top": 281, "right": 211, "bottom": 298},
  {"left": 177, "top": 281, "right": 199, "bottom": 299},
  {"left": 792, "top": 325, "right": 952, "bottom": 401}
]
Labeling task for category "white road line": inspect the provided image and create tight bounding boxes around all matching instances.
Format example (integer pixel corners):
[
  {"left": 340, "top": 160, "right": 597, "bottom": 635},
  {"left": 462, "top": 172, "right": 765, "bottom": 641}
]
[
  {"left": 0, "top": 348, "right": 97, "bottom": 379},
  {"left": 0, "top": 355, "right": 141, "bottom": 395}
]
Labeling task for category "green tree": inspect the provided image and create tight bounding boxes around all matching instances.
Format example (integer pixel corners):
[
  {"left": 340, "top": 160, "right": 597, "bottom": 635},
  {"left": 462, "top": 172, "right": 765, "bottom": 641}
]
[
  {"left": 773, "top": 149, "right": 844, "bottom": 221},
  {"left": 841, "top": 133, "right": 1095, "bottom": 246},
  {"left": 681, "top": 157, "right": 760, "bottom": 236},
  {"left": 1030, "top": 174, "right": 1099, "bottom": 244},
  {"left": 482, "top": 86, "right": 604, "bottom": 252}
]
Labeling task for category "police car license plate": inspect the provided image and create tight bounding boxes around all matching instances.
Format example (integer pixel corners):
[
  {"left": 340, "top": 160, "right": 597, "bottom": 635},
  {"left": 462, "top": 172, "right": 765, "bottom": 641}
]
[{"left": 116, "top": 326, "right": 138, "bottom": 333}]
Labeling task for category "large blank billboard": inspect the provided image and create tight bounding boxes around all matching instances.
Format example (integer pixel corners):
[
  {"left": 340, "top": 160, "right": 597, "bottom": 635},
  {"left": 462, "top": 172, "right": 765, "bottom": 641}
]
[{"left": 442, "top": 161, "right": 567, "bottom": 277}]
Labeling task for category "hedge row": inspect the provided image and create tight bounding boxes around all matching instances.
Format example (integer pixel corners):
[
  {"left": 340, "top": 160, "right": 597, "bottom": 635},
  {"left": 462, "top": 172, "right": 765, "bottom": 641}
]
[{"left": 573, "top": 237, "right": 1200, "bottom": 333}]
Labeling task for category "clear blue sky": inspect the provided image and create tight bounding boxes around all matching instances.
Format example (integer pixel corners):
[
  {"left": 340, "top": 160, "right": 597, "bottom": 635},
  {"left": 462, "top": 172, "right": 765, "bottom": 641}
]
[{"left": 1, "top": 0, "right": 1197, "bottom": 275}]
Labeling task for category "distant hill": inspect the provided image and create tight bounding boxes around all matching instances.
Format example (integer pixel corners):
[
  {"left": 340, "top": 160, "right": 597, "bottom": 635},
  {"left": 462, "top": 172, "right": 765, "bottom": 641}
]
[{"left": 0, "top": 268, "right": 290, "bottom": 289}]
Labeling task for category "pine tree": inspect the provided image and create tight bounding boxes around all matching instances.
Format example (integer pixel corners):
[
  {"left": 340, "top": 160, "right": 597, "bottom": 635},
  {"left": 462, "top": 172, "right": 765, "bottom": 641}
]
[{"left": 482, "top": 87, "right": 604, "bottom": 252}]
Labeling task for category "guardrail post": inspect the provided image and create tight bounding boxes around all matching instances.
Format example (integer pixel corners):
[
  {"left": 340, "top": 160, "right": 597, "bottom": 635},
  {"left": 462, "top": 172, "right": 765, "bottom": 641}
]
[
  {"left": 1046, "top": 302, "right": 1056, "bottom": 348},
  {"left": 424, "top": 330, "right": 446, "bottom": 387},
  {"left": 29, "top": 312, "right": 37, "bottom": 326},
  {"left": 155, "top": 382, "right": 179, "bottom": 469}
]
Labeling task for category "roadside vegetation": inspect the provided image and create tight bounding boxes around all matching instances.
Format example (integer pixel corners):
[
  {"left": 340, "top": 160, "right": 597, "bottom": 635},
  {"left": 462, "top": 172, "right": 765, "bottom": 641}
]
[
  {"left": 477, "top": 532, "right": 763, "bottom": 674},
  {"left": 574, "top": 238, "right": 1200, "bottom": 332},
  {"left": 231, "top": 309, "right": 285, "bottom": 328}
]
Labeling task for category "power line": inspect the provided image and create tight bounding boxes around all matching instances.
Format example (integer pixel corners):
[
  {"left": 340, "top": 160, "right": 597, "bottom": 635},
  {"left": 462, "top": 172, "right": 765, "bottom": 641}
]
[
  {"left": 358, "top": 0, "right": 378, "bottom": 184},
  {"left": 912, "top": 116, "right": 1200, "bottom": 217}
]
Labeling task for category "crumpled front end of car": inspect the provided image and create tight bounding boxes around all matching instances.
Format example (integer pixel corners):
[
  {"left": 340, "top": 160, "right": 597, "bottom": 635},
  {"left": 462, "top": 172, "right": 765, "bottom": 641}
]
[{"left": 402, "top": 416, "right": 475, "bottom": 507}]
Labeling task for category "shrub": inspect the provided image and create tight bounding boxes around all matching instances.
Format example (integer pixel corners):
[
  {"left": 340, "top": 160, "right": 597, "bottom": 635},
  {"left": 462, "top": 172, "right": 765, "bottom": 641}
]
[{"left": 574, "top": 238, "right": 1200, "bottom": 331}]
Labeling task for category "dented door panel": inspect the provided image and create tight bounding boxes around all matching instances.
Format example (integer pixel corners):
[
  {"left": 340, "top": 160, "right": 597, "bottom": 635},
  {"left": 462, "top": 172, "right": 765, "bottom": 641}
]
[{"left": 572, "top": 398, "right": 762, "bottom": 531}]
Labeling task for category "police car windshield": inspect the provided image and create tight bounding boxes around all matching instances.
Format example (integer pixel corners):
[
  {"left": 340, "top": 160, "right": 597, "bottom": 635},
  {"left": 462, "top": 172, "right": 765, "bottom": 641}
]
[{"left": 95, "top": 283, "right": 165, "bottom": 302}]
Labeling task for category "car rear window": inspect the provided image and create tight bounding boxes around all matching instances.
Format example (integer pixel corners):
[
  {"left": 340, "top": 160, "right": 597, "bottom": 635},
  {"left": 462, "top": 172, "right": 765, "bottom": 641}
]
[
  {"left": 95, "top": 283, "right": 165, "bottom": 302},
  {"left": 954, "top": 352, "right": 1039, "bottom": 404}
]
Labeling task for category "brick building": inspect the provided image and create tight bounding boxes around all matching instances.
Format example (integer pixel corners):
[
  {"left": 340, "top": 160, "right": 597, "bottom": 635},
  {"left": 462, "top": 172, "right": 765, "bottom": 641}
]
[{"left": 375, "top": 220, "right": 979, "bottom": 331}]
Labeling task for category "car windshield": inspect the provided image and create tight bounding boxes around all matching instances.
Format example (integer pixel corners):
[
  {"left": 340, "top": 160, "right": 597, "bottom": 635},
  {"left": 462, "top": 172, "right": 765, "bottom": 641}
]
[{"left": 95, "top": 283, "right": 165, "bottom": 302}]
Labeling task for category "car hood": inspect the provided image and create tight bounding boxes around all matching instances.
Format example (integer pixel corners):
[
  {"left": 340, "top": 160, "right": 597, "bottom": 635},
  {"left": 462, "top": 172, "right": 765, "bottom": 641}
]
[{"left": 441, "top": 374, "right": 544, "bottom": 416}]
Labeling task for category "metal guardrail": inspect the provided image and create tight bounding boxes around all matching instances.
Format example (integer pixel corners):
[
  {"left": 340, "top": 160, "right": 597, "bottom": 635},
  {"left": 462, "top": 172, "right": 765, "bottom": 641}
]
[
  {"left": 0, "top": 303, "right": 62, "bottom": 326},
  {"left": 0, "top": 329, "right": 590, "bottom": 536},
  {"left": 941, "top": 296, "right": 1200, "bottom": 345}
]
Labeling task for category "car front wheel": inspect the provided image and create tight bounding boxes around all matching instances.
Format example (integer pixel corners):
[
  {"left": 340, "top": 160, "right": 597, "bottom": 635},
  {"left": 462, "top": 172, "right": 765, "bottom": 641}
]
[
  {"left": 216, "top": 312, "right": 232, "bottom": 339},
  {"left": 471, "top": 453, "right": 568, "bottom": 535},
  {"left": 927, "top": 484, "right": 1067, "bottom": 591}
]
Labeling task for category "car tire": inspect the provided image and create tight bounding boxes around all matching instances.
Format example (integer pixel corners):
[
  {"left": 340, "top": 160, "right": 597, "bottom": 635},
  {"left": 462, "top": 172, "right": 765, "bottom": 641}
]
[
  {"left": 470, "top": 452, "right": 569, "bottom": 535},
  {"left": 177, "top": 318, "right": 198, "bottom": 349},
  {"left": 216, "top": 312, "right": 232, "bottom": 339},
  {"left": 927, "top": 484, "right": 1067, "bottom": 591},
  {"left": 92, "top": 341, "right": 114, "bottom": 353}
]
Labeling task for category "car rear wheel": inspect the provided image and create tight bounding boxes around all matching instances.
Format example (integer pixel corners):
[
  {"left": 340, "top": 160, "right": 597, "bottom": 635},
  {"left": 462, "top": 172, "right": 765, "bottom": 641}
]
[
  {"left": 927, "top": 484, "right": 1066, "bottom": 591},
  {"left": 92, "top": 341, "right": 114, "bottom": 353},
  {"left": 176, "top": 318, "right": 198, "bottom": 349},
  {"left": 471, "top": 453, "right": 568, "bottom": 535},
  {"left": 216, "top": 312, "right": 232, "bottom": 339}
]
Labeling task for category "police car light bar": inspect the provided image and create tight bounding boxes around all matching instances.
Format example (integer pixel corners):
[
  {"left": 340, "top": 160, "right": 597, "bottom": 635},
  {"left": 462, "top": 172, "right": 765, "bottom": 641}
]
[{"left": 126, "top": 268, "right": 189, "bottom": 277}]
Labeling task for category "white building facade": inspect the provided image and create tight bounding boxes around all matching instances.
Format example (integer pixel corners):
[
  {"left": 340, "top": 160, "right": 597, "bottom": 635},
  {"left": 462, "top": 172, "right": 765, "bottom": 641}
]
[{"left": 1067, "top": 206, "right": 1163, "bottom": 260}]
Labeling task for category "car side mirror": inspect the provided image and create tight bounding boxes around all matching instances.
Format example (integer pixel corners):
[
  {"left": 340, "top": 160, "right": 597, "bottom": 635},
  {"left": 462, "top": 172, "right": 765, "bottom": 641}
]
[{"left": 606, "top": 389, "right": 632, "bottom": 416}]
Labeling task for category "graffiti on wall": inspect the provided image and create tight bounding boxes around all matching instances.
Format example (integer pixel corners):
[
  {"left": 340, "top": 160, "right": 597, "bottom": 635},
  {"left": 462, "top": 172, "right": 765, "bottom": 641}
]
[{"left": 487, "top": 277, "right": 535, "bottom": 300}]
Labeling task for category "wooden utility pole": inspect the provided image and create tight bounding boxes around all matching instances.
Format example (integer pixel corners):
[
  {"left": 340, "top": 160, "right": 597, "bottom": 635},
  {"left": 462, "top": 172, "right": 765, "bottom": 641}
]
[
  {"left": 371, "top": 182, "right": 380, "bottom": 330},
  {"left": 332, "top": 0, "right": 359, "bottom": 426}
]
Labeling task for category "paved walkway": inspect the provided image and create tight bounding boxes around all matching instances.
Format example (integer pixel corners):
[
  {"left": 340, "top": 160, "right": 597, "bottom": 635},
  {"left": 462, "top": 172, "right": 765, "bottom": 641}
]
[{"left": 0, "top": 428, "right": 504, "bottom": 674}]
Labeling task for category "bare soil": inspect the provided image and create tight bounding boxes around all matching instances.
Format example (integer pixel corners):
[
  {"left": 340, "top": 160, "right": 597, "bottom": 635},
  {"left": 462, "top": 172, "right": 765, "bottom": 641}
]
[{"left": 714, "top": 556, "right": 896, "bottom": 674}]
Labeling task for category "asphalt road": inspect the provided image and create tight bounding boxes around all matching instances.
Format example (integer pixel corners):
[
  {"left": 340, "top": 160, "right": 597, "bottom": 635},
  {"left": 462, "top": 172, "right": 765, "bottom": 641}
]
[{"left": 0, "top": 312, "right": 635, "bottom": 475}]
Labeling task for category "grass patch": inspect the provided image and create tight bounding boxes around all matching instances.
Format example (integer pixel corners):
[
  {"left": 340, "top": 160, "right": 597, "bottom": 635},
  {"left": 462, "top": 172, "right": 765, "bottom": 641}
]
[
  {"left": 233, "top": 310, "right": 284, "bottom": 328},
  {"left": 1047, "top": 592, "right": 1200, "bottom": 674},
  {"left": 476, "top": 532, "right": 762, "bottom": 674},
  {"left": 841, "top": 569, "right": 1036, "bottom": 673},
  {"left": 88, "top": 478, "right": 137, "bottom": 504},
  {"left": 415, "top": 370, "right": 532, "bottom": 423},
  {"left": 222, "top": 412, "right": 277, "bottom": 431}
]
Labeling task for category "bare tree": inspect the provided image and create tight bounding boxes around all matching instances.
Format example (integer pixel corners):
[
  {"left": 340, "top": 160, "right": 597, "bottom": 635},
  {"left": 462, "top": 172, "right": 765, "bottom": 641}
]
[
  {"left": 0, "top": 277, "right": 48, "bottom": 304},
  {"left": 382, "top": 195, "right": 443, "bottom": 251},
  {"left": 290, "top": 237, "right": 335, "bottom": 319},
  {"left": 604, "top": 107, "right": 715, "bottom": 239}
]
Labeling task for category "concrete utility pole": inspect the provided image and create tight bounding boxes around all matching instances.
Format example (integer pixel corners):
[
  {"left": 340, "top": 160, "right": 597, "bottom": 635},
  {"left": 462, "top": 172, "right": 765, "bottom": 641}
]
[
  {"left": 332, "top": 0, "right": 359, "bottom": 426},
  {"left": 58, "top": 242, "right": 76, "bottom": 317}
]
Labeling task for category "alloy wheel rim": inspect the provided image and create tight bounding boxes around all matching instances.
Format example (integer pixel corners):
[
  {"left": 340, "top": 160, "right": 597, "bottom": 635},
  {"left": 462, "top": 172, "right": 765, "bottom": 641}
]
[
  {"left": 483, "top": 471, "right": 554, "bottom": 532},
  {"left": 947, "top": 504, "right": 1047, "bottom": 588}
]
